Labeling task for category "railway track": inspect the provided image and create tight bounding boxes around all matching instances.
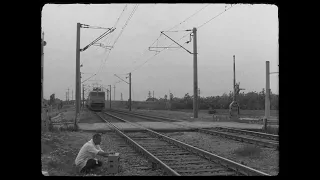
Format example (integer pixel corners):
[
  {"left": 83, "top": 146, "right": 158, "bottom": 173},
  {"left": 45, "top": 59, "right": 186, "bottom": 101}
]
[
  {"left": 105, "top": 109, "right": 279, "bottom": 149},
  {"left": 96, "top": 111, "right": 270, "bottom": 176}
]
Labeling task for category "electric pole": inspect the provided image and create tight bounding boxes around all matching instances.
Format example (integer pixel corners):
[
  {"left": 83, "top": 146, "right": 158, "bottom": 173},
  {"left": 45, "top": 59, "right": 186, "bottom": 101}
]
[
  {"left": 198, "top": 88, "right": 200, "bottom": 109},
  {"left": 41, "top": 31, "right": 46, "bottom": 114},
  {"left": 109, "top": 85, "right": 112, "bottom": 109},
  {"left": 107, "top": 89, "right": 109, "bottom": 106},
  {"left": 75, "top": 22, "right": 81, "bottom": 127},
  {"left": 68, "top": 88, "right": 70, "bottom": 103},
  {"left": 129, "top": 73, "right": 132, "bottom": 111},
  {"left": 153, "top": 91, "right": 154, "bottom": 101},
  {"left": 114, "top": 85, "right": 116, "bottom": 101},
  {"left": 82, "top": 85, "right": 84, "bottom": 109},
  {"left": 121, "top": 93, "right": 123, "bottom": 101},
  {"left": 265, "top": 61, "right": 270, "bottom": 120},
  {"left": 233, "top": 55, "right": 236, "bottom": 101},
  {"left": 193, "top": 27, "right": 198, "bottom": 118},
  {"left": 153, "top": 28, "right": 197, "bottom": 117},
  {"left": 72, "top": 89, "right": 73, "bottom": 102}
]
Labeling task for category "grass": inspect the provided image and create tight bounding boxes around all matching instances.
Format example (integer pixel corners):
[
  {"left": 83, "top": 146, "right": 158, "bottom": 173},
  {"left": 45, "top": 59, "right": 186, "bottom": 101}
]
[
  {"left": 233, "top": 145, "right": 262, "bottom": 159},
  {"left": 41, "top": 131, "right": 85, "bottom": 176}
]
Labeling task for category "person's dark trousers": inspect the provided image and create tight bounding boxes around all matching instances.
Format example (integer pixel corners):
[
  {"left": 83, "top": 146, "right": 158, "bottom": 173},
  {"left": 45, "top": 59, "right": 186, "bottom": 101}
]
[{"left": 80, "top": 159, "right": 103, "bottom": 174}]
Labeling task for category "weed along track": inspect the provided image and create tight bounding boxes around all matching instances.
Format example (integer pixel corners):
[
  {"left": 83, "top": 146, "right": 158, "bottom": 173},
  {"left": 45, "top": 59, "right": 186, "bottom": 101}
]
[
  {"left": 105, "top": 109, "right": 278, "bottom": 149},
  {"left": 96, "top": 112, "right": 270, "bottom": 176}
]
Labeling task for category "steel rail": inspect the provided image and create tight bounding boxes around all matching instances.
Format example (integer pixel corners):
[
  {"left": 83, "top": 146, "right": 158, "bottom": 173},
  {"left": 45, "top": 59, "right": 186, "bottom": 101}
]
[
  {"left": 106, "top": 109, "right": 278, "bottom": 149},
  {"left": 103, "top": 111, "right": 270, "bottom": 176},
  {"left": 95, "top": 112, "right": 180, "bottom": 176},
  {"left": 211, "top": 127, "right": 278, "bottom": 141}
]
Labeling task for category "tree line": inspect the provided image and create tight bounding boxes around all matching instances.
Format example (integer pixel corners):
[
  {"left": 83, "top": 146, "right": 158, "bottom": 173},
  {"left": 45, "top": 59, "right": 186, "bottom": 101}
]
[{"left": 146, "top": 88, "right": 278, "bottom": 110}]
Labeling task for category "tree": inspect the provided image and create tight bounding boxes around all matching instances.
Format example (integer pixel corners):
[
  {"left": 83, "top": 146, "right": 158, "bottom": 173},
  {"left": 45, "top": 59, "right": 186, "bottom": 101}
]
[
  {"left": 49, "top": 93, "right": 55, "bottom": 105},
  {"left": 169, "top": 93, "right": 173, "bottom": 101}
]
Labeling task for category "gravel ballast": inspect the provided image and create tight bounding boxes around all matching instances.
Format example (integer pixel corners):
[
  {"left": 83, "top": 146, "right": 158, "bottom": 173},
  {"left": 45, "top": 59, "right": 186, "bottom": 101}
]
[{"left": 163, "top": 131, "right": 279, "bottom": 176}]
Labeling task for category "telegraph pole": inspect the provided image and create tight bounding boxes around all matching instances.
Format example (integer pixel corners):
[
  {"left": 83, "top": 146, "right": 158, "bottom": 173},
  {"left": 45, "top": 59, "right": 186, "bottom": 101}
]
[
  {"left": 153, "top": 91, "right": 154, "bottom": 101},
  {"left": 109, "top": 85, "right": 112, "bottom": 109},
  {"left": 75, "top": 22, "right": 81, "bottom": 127},
  {"left": 193, "top": 27, "right": 198, "bottom": 118},
  {"left": 129, "top": 73, "right": 132, "bottom": 111},
  {"left": 72, "top": 89, "right": 73, "bottom": 102},
  {"left": 121, "top": 93, "right": 123, "bottom": 101},
  {"left": 114, "top": 85, "right": 116, "bottom": 101}
]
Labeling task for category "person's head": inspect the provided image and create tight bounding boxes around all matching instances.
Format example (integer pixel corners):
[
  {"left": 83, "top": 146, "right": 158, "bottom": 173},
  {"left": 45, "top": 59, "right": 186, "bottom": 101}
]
[{"left": 92, "top": 133, "right": 102, "bottom": 145}]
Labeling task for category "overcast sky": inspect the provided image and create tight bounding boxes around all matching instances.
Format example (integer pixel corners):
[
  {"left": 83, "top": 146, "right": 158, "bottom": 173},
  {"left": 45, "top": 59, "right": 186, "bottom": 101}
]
[{"left": 42, "top": 3, "right": 278, "bottom": 101}]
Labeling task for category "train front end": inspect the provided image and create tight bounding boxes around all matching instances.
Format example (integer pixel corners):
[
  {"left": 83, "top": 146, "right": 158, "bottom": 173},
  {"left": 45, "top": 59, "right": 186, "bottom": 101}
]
[{"left": 88, "top": 91, "right": 105, "bottom": 111}]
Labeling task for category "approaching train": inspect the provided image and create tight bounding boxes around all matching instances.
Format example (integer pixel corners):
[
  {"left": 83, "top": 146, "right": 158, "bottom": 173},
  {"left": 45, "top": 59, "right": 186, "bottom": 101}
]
[{"left": 86, "top": 87, "right": 105, "bottom": 111}]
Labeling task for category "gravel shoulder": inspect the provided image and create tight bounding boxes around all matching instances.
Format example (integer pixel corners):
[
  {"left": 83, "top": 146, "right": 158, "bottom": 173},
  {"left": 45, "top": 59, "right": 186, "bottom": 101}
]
[
  {"left": 41, "top": 131, "right": 167, "bottom": 176},
  {"left": 164, "top": 131, "right": 279, "bottom": 176}
]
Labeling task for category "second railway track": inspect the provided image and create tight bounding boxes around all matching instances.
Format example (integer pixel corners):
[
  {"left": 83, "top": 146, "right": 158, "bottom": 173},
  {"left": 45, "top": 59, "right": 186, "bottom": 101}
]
[
  {"left": 105, "top": 109, "right": 279, "bottom": 149},
  {"left": 96, "top": 111, "right": 270, "bottom": 176}
]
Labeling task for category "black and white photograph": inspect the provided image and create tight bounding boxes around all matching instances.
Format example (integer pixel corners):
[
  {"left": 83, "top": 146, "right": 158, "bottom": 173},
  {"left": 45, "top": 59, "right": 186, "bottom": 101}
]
[{"left": 41, "top": 3, "right": 279, "bottom": 176}]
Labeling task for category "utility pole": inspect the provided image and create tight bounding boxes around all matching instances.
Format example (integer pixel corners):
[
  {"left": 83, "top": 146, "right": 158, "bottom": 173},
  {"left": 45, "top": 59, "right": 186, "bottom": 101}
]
[
  {"left": 233, "top": 55, "right": 236, "bottom": 101},
  {"left": 113, "top": 85, "right": 116, "bottom": 101},
  {"left": 75, "top": 22, "right": 81, "bottom": 127},
  {"left": 121, "top": 93, "right": 123, "bottom": 101},
  {"left": 193, "top": 27, "right": 198, "bottom": 118},
  {"left": 109, "top": 85, "right": 112, "bottom": 109},
  {"left": 82, "top": 85, "right": 84, "bottom": 109},
  {"left": 72, "top": 89, "right": 73, "bottom": 102},
  {"left": 66, "top": 92, "right": 67, "bottom": 102},
  {"left": 154, "top": 28, "right": 197, "bottom": 117},
  {"left": 68, "top": 88, "right": 70, "bottom": 103},
  {"left": 129, "top": 73, "right": 132, "bottom": 111},
  {"left": 153, "top": 91, "right": 154, "bottom": 101},
  {"left": 41, "top": 31, "right": 45, "bottom": 114},
  {"left": 107, "top": 89, "right": 109, "bottom": 106},
  {"left": 265, "top": 61, "right": 270, "bottom": 120},
  {"left": 198, "top": 88, "right": 200, "bottom": 109}
]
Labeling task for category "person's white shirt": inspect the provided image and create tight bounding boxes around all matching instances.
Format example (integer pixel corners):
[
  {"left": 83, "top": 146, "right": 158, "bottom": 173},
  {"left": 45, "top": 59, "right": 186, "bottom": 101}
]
[{"left": 75, "top": 139, "right": 104, "bottom": 171}]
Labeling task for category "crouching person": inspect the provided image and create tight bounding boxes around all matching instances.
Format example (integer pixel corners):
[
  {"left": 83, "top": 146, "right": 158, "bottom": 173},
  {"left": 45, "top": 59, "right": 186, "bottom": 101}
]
[{"left": 75, "top": 133, "right": 114, "bottom": 174}]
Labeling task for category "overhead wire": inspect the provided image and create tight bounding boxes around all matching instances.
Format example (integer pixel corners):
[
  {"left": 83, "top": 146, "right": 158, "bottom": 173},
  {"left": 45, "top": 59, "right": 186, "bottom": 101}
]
[
  {"left": 111, "top": 4, "right": 139, "bottom": 48},
  {"left": 197, "top": 4, "right": 235, "bottom": 29},
  {"left": 102, "top": 4, "right": 127, "bottom": 44},
  {"left": 94, "top": 5, "right": 130, "bottom": 81},
  {"left": 115, "top": 4, "right": 235, "bottom": 76},
  {"left": 116, "top": 5, "right": 208, "bottom": 75},
  {"left": 96, "top": 4, "right": 139, "bottom": 80},
  {"left": 164, "top": 4, "right": 210, "bottom": 32},
  {"left": 117, "top": 33, "right": 163, "bottom": 75},
  {"left": 92, "top": 4, "right": 128, "bottom": 81},
  {"left": 128, "top": 31, "right": 192, "bottom": 73}
]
